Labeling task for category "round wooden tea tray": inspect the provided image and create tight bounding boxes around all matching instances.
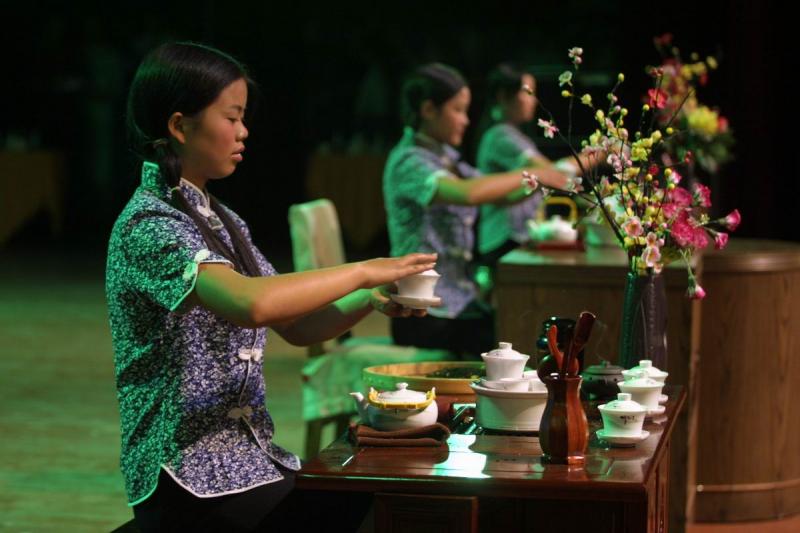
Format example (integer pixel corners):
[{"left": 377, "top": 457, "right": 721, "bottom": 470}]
[{"left": 362, "top": 361, "right": 485, "bottom": 395}]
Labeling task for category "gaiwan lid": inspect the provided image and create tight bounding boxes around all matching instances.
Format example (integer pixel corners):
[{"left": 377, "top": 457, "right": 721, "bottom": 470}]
[
  {"left": 619, "top": 373, "right": 662, "bottom": 390},
  {"left": 599, "top": 392, "right": 647, "bottom": 414},
  {"left": 368, "top": 382, "right": 435, "bottom": 409},
  {"left": 482, "top": 342, "right": 529, "bottom": 359},
  {"left": 624, "top": 359, "right": 668, "bottom": 380}
]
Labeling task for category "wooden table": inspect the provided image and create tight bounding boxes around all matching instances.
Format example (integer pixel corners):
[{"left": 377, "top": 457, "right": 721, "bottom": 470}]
[{"left": 297, "top": 387, "right": 685, "bottom": 533}]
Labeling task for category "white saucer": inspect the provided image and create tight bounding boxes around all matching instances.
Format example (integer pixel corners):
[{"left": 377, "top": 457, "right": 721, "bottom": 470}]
[
  {"left": 390, "top": 294, "right": 442, "bottom": 309},
  {"left": 659, "top": 394, "right": 668, "bottom": 404},
  {"left": 646, "top": 405, "right": 666, "bottom": 417},
  {"left": 596, "top": 429, "right": 650, "bottom": 447}
]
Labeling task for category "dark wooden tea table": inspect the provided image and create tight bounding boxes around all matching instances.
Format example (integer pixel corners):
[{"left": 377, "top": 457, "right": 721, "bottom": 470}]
[{"left": 297, "top": 386, "right": 685, "bottom": 532}]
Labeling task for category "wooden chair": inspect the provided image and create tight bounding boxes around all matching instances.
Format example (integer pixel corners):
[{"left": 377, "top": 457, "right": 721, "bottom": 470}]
[{"left": 288, "top": 199, "right": 452, "bottom": 459}]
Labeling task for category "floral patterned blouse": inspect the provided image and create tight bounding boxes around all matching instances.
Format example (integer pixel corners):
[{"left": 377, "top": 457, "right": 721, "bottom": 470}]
[
  {"left": 106, "top": 162, "right": 300, "bottom": 506},
  {"left": 383, "top": 129, "right": 480, "bottom": 319},
  {"left": 476, "top": 122, "right": 544, "bottom": 254}
]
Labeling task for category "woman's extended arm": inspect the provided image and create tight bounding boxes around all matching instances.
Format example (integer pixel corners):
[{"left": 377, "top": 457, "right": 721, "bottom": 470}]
[{"left": 189, "top": 253, "right": 436, "bottom": 330}]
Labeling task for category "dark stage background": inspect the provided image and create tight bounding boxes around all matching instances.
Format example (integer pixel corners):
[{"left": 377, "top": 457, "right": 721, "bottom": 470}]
[{"left": 1, "top": 0, "right": 794, "bottom": 260}]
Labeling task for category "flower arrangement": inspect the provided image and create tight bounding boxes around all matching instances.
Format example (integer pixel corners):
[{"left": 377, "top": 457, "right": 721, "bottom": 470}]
[
  {"left": 649, "top": 33, "right": 735, "bottom": 176},
  {"left": 530, "top": 45, "right": 740, "bottom": 299}
]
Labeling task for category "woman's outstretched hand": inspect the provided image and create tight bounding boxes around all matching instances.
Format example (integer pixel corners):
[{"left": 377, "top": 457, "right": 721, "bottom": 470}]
[{"left": 358, "top": 253, "right": 437, "bottom": 289}]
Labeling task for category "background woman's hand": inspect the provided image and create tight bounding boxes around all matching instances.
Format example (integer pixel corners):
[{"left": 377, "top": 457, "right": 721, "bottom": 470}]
[{"left": 358, "top": 253, "right": 437, "bottom": 289}]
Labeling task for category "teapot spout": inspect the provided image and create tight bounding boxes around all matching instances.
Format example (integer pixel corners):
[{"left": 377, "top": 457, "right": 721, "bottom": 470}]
[{"left": 349, "top": 392, "right": 367, "bottom": 420}]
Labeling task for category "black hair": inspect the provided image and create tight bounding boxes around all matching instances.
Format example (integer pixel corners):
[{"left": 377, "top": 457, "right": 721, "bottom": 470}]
[
  {"left": 126, "top": 41, "right": 261, "bottom": 277},
  {"left": 487, "top": 62, "right": 529, "bottom": 105},
  {"left": 400, "top": 63, "right": 467, "bottom": 129}
]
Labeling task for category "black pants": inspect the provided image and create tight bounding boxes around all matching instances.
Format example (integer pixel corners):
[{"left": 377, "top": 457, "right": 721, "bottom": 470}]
[
  {"left": 391, "top": 303, "right": 496, "bottom": 360},
  {"left": 133, "top": 467, "right": 370, "bottom": 532}
]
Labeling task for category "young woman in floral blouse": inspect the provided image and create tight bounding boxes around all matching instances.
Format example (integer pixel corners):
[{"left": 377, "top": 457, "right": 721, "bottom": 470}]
[{"left": 107, "top": 42, "right": 435, "bottom": 532}]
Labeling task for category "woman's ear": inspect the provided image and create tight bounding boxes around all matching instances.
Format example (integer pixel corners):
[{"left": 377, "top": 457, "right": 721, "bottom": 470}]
[
  {"left": 420, "top": 99, "right": 438, "bottom": 122},
  {"left": 167, "top": 112, "right": 187, "bottom": 145}
]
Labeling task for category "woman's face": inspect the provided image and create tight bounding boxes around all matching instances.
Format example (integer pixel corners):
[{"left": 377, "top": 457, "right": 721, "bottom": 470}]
[
  {"left": 177, "top": 78, "right": 249, "bottom": 183},
  {"left": 503, "top": 73, "right": 537, "bottom": 124},
  {"left": 422, "top": 86, "right": 471, "bottom": 147}
]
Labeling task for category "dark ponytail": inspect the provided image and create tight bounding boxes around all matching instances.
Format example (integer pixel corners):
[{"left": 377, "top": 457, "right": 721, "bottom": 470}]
[
  {"left": 126, "top": 42, "right": 261, "bottom": 277},
  {"left": 401, "top": 63, "right": 467, "bottom": 129}
]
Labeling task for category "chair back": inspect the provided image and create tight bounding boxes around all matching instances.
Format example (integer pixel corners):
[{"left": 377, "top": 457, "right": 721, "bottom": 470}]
[{"left": 288, "top": 198, "right": 347, "bottom": 271}]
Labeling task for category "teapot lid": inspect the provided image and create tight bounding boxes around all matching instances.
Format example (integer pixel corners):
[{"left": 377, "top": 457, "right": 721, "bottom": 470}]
[
  {"left": 368, "top": 383, "right": 436, "bottom": 409},
  {"left": 582, "top": 359, "right": 624, "bottom": 375},
  {"left": 482, "top": 342, "right": 529, "bottom": 359},
  {"left": 599, "top": 392, "right": 647, "bottom": 414}
]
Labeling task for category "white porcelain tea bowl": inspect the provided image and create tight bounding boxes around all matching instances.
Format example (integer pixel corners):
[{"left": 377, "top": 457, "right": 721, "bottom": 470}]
[
  {"left": 598, "top": 392, "right": 647, "bottom": 438},
  {"left": 395, "top": 269, "right": 440, "bottom": 299},
  {"left": 481, "top": 342, "right": 530, "bottom": 381},
  {"left": 618, "top": 374, "right": 664, "bottom": 410}
]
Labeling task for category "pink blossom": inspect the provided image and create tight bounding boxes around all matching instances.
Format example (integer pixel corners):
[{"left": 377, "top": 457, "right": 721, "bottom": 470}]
[
  {"left": 668, "top": 187, "right": 692, "bottom": 207},
  {"left": 691, "top": 227, "right": 710, "bottom": 249},
  {"left": 692, "top": 183, "right": 712, "bottom": 208},
  {"left": 623, "top": 217, "right": 644, "bottom": 237},
  {"left": 670, "top": 213, "right": 695, "bottom": 247},
  {"left": 646, "top": 232, "right": 664, "bottom": 247},
  {"left": 687, "top": 281, "right": 706, "bottom": 300},
  {"left": 642, "top": 245, "right": 661, "bottom": 268},
  {"left": 538, "top": 119, "right": 559, "bottom": 139},
  {"left": 722, "top": 209, "right": 741, "bottom": 231},
  {"left": 714, "top": 231, "right": 729, "bottom": 250},
  {"left": 662, "top": 203, "right": 681, "bottom": 219},
  {"left": 669, "top": 169, "right": 682, "bottom": 184}
]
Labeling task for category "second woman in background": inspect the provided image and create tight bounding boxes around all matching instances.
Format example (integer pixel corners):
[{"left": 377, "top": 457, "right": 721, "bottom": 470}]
[{"left": 476, "top": 63, "right": 599, "bottom": 265}]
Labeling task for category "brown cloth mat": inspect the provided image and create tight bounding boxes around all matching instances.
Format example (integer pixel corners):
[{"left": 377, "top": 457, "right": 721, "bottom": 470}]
[{"left": 349, "top": 422, "right": 451, "bottom": 447}]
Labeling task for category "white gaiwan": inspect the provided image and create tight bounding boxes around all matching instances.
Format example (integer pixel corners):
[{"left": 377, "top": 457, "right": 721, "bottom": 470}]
[
  {"left": 481, "top": 342, "right": 530, "bottom": 381},
  {"left": 598, "top": 392, "right": 647, "bottom": 437},
  {"left": 396, "top": 269, "right": 440, "bottom": 298},
  {"left": 527, "top": 215, "right": 578, "bottom": 243},
  {"left": 350, "top": 382, "right": 437, "bottom": 431},
  {"left": 618, "top": 373, "right": 663, "bottom": 410},
  {"left": 621, "top": 359, "right": 669, "bottom": 384}
]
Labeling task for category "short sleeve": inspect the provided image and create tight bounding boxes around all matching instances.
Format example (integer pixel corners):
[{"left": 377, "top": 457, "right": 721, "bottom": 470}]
[
  {"left": 478, "top": 126, "right": 541, "bottom": 173},
  {"left": 387, "top": 149, "right": 450, "bottom": 207},
  {"left": 122, "top": 213, "right": 233, "bottom": 312}
]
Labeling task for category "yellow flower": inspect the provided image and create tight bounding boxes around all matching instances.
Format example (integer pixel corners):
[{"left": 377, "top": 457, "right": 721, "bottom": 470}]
[
  {"left": 595, "top": 109, "right": 605, "bottom": 122},
  {"left": 651, "top": 130, "right": 662, "bottom": 141},
  {"left": 618, "top": 73, "right": 625, "bottom": 82},
  {"left": 664, "top": 168, "right": 673, "bottom": 178},
  {"left": 580, "top": 93, "right": 592, "bottom": 105},
  {"left": 642, "top": 104, "right": 650, "bottom": 112},
  {"left": 624, "top": 167, "right": 640, "bottom": 179},
  {"left": 624, "top": 237, "right": 635, "bottom": 248},
  {"left": 707, "top": 56, "right": 718, "bottom": 69},
  {"left": 562, "top": 90, "right": 572, "bottom": 98},
  {"left": 621, "top": 108, "right": 628, "bottom": 116},
  {"left": 666, "top": 127, "right": 674, "bottom": 135},
  {"left": 630, "top": 145, "right": 648, "bottom": 162},
  {"left": 687, "top": 106, "right": 720, "bottom": 136}
]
